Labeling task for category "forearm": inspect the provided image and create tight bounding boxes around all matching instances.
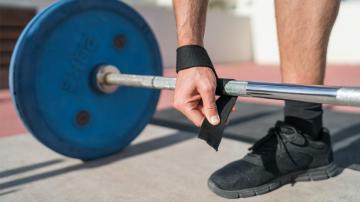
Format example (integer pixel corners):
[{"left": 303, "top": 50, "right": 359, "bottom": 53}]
[{"left": 173, "top": 0, "right": 208, "bottom": 47}]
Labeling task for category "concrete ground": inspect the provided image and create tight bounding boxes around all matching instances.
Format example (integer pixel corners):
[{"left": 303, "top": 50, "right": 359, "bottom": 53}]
[
  {"left": 0, "top": 125, "right": 359, "bottom": 202},
  {"left": 1, "top": 63, "right": 360, "bottom": 201}
]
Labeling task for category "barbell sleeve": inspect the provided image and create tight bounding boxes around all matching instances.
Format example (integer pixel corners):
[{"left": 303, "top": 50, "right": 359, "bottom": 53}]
[{"left": 103, "top": 72, "right": 360, "bottom": 107}]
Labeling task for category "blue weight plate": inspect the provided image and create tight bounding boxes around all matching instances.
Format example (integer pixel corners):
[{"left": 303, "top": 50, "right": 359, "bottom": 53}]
[{"left": 10, "top": 0, "right": 162, "bottom": 160}]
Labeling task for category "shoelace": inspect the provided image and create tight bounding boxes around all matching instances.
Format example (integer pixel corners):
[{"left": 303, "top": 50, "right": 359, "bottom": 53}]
[
  {"left": 248, "top": 123, "right": 305, "bottom": 167},
  {"left": 248, "top": 126, "right": 286, "bottom": 155}
]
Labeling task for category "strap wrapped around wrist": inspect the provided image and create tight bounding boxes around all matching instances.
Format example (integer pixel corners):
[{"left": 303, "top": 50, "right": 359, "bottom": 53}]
[{"left": 176, "top": 45, "right": 217, "bottom": 77}]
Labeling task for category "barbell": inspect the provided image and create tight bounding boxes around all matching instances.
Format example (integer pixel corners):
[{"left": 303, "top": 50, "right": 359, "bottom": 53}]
[
  {"left": 95, "top": 65, "right": 360, "bottom": 106},
  {"left": 9, "top": 0, "right": 360, "bottom": 160}
]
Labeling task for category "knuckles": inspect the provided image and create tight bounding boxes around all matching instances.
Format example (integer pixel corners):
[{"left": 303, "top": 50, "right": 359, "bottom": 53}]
[
  {"left": 173, "top": 100, "right": 185, "bottom": 110},
  {"left": 198, "top": 83, "right": 216, "bottom": 94},
  {"left": 205, "top": 104, "right": 217, "bottom": 111}
]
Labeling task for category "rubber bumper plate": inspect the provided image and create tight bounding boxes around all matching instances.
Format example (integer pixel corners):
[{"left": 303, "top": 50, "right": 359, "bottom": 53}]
[{"left": 10, "top": 0, "right": 162, "bottom": 160}]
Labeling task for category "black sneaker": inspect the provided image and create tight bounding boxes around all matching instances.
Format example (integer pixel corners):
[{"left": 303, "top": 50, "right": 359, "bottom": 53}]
[{"left": 208, "top": 121, "right": 339, "bottom": 199}]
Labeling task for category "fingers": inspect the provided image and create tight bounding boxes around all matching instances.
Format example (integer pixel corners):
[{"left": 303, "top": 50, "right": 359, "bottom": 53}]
[
  {"left": 182, "top": 107, "right": 205, "bottom": 127},
  {"left": 173, "top": 87, "right": 205, "bottom": 127},
  {"left": 173, "top": 99, "right": 205, "bottom": 127},
  {"left": 198, "top": 85, "right": 220, "bottom": 126},
  {"left": 173, "top": 67, "right": 220, "bottom": 127},
  {"left": 199, "top": 104, "right": 234, "bottom": 126}
]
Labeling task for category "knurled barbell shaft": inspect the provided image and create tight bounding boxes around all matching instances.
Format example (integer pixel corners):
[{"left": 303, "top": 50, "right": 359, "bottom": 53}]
[
  {"left": 104, "top": 73, "right": 360, "bottom": 106},
  {"left": 102, "top": 71, "right": 360, "bottom": 107}
]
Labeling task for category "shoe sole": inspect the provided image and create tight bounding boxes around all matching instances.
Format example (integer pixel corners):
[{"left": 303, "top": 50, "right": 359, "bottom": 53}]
[{"left": 208, "top": 162, "right": 340, "bottom": 199}]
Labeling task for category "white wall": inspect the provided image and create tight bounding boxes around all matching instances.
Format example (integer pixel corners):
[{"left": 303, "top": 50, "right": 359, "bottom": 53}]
[
  {"left": 0, "top": 0, "right": 252, "bottom": 67},
  {"left": 2, "top": 0, "right": 358, "bottom": 65},
  {"left": 249, "top": 0, "right": 360, "bottom": 64},
  {"left": 328, "top": 2, "right": 360, "bottom": 64},
  {"left": 134, "top": 5, "right": 252, "bottom": 67}
]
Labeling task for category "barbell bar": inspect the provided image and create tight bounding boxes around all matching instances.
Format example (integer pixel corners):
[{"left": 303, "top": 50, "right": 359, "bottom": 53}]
[
  {"left": 9, "top": 0, "right": 360, "bottom": 161},
  {"left": 96, "top": 65, "right": 360, "bottom": 106}
]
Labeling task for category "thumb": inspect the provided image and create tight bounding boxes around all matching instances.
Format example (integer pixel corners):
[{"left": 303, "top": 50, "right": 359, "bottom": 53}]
[{"left": 199, "top": 87, "right": 220, "bottom": 126}]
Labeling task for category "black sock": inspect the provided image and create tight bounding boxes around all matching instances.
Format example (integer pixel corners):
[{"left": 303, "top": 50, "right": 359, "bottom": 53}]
[{"left": 284, "top": 100, "right": 323, "bottom": 139}]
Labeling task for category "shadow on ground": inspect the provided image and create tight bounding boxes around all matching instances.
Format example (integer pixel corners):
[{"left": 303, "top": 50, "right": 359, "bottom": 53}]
[
  {"left": 0, "top": 131, "right": 194, "bottom": 191},
  {"left": 332, "top": 122, "right": 360, "bottom": 171},
  {"left": 1, "top": 102, "right": 359, "bottom": 193}
]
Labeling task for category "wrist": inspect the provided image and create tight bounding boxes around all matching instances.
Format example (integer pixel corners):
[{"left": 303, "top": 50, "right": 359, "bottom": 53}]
[
  {"left": 177, "top": 37, "right": 204, "bottom": 47},
  {"left": 176, "top": 45, "right": 217, "bottom": 78}
]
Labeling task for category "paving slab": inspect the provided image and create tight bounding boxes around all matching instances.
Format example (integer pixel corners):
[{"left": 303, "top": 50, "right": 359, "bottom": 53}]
[{"left": 0, "top": 124, "right": 360, "bottom": 202}]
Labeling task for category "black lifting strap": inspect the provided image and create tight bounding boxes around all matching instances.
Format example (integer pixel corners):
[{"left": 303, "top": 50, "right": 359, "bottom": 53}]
[{"left": 198, "top": 79, "right": 237, "bottom": 151}]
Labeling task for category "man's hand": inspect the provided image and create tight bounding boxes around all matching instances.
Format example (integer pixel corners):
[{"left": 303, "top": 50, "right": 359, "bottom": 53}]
[
  {"left": 173, "top": 67, "right": 220, "bottom": 127},
  {"left": 172, "top": 0, "right": 220, "bottom": 127}
]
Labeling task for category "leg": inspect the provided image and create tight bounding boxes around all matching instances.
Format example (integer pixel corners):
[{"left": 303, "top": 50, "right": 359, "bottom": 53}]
[
  {"left": 276, "top": 0, "right": 340, "bottom": 85},
  {"left": 275, "top": 0, "right": 340, "bottom": 137},
  {"left": 207, "top": 1, "right": 341, "bottom": 199}
]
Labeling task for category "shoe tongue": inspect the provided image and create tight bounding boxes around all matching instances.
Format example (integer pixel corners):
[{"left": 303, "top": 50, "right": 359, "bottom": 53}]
[
  {"left": 276, "top": 121, "right": 306, "bottom": 145},
  {"left": 280, "top": 125, "right": 296, "bottom": 135},
  {"left": 275, "top": 121, "right": 297, "bottom": 135}
]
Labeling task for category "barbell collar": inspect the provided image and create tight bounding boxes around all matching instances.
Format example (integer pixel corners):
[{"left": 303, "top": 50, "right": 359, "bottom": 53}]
[{"left": 95, "top": 65, "right": 122, "bottom": 94}]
